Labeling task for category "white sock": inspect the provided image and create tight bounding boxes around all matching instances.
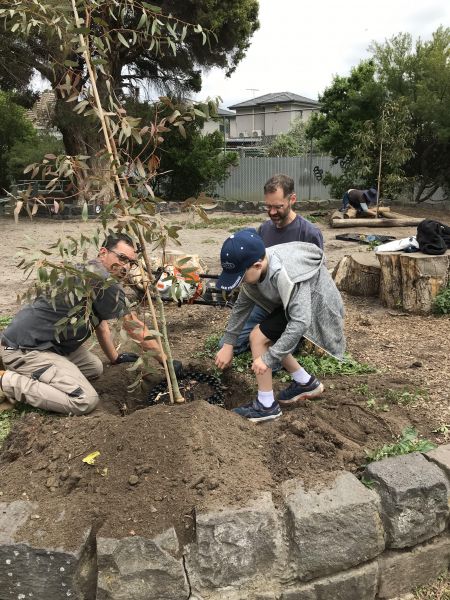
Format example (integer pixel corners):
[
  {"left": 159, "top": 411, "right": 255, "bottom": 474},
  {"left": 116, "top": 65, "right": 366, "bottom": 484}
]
[
  {"left": 258, "top": 390, "right": 275, "bottom": 408},
  {"left": 292, "top": 367, "right": 311, "bottom": 385}
]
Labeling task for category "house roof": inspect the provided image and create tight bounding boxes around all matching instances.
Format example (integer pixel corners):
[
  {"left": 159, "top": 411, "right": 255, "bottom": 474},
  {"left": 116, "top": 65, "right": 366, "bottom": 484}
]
[
  {"left": 217, "top": 107, "right": 236, "bottom": 117},
  {"left": 228, "top": 92, "right": 319, "bottom": 109}
]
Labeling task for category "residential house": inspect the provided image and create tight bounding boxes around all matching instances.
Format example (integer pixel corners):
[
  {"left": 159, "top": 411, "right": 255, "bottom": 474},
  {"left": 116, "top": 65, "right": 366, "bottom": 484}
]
[
  {"left": 228, "top": 92, "right": 319, "bottom": 140},
  {"left": 201, "top": 107, "right": 237, "bottom": 138}
]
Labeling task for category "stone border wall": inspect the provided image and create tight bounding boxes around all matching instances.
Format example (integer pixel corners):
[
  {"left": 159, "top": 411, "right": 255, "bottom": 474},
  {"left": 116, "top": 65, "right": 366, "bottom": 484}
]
[{"left": 1, "top": 446, "right": 450, "bottom": 599}]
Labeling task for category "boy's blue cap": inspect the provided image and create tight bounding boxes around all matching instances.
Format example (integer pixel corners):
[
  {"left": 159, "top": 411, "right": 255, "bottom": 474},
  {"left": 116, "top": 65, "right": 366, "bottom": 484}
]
[{"left": 216, "top": 229, "right": 266, "bottom": 291}]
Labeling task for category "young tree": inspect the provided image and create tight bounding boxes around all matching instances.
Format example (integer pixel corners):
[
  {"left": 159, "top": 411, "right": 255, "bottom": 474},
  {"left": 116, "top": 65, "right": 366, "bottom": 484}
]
[{"left": 1, "top": 0, "right": 237, "bottom": 403}]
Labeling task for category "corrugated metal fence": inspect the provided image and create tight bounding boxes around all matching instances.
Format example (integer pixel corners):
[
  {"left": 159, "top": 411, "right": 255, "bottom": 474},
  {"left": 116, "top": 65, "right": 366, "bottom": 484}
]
[{"left": 215, "top": 154, "right": 341, "bottom": 202}]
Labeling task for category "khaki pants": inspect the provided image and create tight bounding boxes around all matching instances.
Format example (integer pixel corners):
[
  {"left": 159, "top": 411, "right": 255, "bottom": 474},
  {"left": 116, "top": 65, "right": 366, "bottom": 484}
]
[{"left": 0, "top": 345, "right": 103, "bottom": 415}]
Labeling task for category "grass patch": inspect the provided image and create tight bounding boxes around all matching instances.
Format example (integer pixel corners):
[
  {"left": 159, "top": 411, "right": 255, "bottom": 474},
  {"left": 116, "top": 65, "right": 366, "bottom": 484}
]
[
  {"left": 365, "top": 427, "right": 436, "bottom": 464},
  {"left": 184, "top": 215, "right": 263, "bottom": 231},
  {"left": 0, "top": 315, "right": 13, "bottom": 329}
]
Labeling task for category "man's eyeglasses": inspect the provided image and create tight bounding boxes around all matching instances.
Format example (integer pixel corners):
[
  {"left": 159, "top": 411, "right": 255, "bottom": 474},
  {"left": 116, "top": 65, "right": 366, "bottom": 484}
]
[
  {"left": 264, "top": 194, "right": 293, "bottom": 212},
  {"left": 109, "top": 249, "right": 138, "bottom": 267}
]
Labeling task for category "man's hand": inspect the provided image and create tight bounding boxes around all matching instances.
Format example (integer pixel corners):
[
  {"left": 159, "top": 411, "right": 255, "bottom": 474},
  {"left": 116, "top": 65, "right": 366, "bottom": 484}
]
[
  {"left": 114, "top": 352, "right": 139, "bottom": 364},
  {"left": 215, "top": 344, "right": 234, "bottom": 370},
  {"left": 252, "top": 356, "right": 268, "bottom": 375}
]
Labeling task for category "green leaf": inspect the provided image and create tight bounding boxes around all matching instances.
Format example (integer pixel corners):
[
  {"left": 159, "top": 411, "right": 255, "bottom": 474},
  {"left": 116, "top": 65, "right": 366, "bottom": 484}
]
[
  {"left": 137, "top": 12, "right": 147, "bottom": 30},
  {"left": 81, "top": 202, "right": 89, "bottom": 222},
  {"left": 117, "top": 32, "right": 129, "bottom": 48},
  {"left": 142, "top": 2, "right": 162, "bottom": 13}
]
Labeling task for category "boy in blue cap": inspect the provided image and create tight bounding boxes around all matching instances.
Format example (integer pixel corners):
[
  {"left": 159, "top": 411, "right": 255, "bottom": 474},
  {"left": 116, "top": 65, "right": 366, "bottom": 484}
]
[{"left": 215, "top": 229, "right": 345, "bottom": 422}]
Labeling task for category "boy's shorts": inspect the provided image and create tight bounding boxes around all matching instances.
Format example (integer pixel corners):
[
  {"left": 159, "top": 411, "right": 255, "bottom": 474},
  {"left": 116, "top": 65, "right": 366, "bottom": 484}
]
[{"left": 259, "top": 307, "right": 287, "bottom": 342}]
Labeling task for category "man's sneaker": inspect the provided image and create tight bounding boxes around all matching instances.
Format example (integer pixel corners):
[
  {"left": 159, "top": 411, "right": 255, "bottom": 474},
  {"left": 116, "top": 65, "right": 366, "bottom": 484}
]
[
  {"left": 232, "top": 399, "right": 282, "bottom": 422},
  {"left": 277, "top": 376, "right": 324, "bottom": 407}
]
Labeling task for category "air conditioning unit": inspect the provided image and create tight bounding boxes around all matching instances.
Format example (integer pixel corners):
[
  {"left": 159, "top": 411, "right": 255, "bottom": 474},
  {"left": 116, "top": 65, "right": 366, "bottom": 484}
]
[
  {"left": 239, "top": 131, "right": 250, "bottom": 138},
  {"left": 252, "top": 129, "right": 263, "bottom": 137}
]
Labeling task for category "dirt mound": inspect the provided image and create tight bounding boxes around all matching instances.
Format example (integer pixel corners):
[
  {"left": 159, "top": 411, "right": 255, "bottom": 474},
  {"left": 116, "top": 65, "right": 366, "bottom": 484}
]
[
  {"left": 0, "top": 368, "right": 430, "bottom": 551},
  {"left": 0, "top": 400, "right": 274, "bottom": 549}
]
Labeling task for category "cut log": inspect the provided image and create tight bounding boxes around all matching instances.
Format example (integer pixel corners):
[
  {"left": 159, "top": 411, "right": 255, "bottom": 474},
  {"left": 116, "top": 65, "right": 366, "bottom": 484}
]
[
  {"left": 330, "top": 209, "right": 345, "bottom": 221},
  {"left": 377, "top": 251, "right": 450, "bottom": 313},
  {"left": 377, "top": 209, "right": 413, "bottom": 219},
  {"left": 331, "top": 217, "right": 422, "bottom": 228},
  {"left": 332, "top": 253, "right": 381, "bottom": 297}
]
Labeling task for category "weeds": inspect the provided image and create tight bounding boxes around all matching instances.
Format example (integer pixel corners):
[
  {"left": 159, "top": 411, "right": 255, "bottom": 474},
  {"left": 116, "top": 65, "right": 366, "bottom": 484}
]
[
  {"left": 360, "top": 477, "right": 377, "bottom": 489},
  {"left": 0, "top": 410, "right": 15, "bottom": 446},
  {"left": 384, "top": 387, "right": 428, "bottom": 405},
  {"left": 413, "top": 572, "right": 450, "bottom": 599},
  {"left": 357, "top": 384, "right": 389, "bottom": 411},
  {"left": 434, "top": 285, "right": 450, "bottom": 315},
  {"left": 365, "top": 427, "right": 436, "bottom": 464},
  {"left": 0, "top": 315, "right": 12, "bottom": 329},
  {"left": 196, "top": 333, "right": 252, "bottom": 373},
  {"left": 432, "top": 424, "right": 450, "bottom": 442},
  {"left": 356, "top": 383, "right": 427, "bottom": 411},
  {"left": 201, "top": 336, "right": 376, "bottom": 379},
  {"left": 289, "top": 353, "right": 376, "bottom": 378}
]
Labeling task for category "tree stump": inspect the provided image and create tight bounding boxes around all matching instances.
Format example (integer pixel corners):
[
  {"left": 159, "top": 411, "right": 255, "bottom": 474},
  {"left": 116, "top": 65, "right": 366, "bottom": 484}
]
[
  {"left": 377, "top": 251, "right": 450, "bottom": 313},
  {"left": 332, "top": 253, "right": 381, "bottom": 297}
]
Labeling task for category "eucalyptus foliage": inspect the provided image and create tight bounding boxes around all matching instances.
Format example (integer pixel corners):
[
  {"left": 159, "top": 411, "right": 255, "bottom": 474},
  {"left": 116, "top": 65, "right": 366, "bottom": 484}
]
[{"left": 1, "top": 0, "right": 232, "bottom": 402}]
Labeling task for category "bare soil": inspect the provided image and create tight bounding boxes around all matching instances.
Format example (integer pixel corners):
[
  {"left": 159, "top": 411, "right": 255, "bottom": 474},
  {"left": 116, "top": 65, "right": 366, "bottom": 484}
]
[{"left": 0, "top": 205, "right": 449, "bottom": 550}]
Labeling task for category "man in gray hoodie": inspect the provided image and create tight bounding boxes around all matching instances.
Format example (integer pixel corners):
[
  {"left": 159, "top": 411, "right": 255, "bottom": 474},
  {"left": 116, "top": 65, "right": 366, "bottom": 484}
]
[{"left": 215, "top": 229, "right": 345, "bottom": 422}]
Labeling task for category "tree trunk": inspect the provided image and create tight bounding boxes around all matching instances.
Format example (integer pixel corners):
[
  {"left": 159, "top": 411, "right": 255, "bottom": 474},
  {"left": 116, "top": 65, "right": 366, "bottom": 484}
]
[
  {"left": 377, "top": 251, "right": 450, "bottom": 313},
  {"left": 332, "top": 253, "right": 381, "bottom": 297}
]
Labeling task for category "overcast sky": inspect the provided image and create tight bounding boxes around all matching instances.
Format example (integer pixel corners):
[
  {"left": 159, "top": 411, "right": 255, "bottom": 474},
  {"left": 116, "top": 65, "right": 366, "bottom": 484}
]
[{"left": 194, "top": 0, "right": 450, "bottom": 109}]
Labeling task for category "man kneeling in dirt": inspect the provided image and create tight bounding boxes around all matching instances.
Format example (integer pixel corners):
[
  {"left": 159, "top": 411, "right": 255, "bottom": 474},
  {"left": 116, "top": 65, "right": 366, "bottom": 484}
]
[
  {"left": 215, "top": 229, "right": 345, "bottom": 422},
  {"left": 0, "top": 233, "right": 180, "bottom": 415}
]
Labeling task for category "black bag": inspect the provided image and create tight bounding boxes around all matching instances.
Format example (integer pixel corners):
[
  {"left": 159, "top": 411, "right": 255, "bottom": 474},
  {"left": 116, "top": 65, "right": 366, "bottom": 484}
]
[{"left": 416, "top": 219, "right": 450, "bottom": 255}]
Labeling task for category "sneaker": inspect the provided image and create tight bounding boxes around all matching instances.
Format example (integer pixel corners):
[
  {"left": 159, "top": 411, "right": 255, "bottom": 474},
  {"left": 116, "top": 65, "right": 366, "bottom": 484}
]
[
  {"left": 277, "top": 376, "right": 324, "bottom": 406},
  {"left": 232, "top": 399, "right": 282, "bottom": 422}
]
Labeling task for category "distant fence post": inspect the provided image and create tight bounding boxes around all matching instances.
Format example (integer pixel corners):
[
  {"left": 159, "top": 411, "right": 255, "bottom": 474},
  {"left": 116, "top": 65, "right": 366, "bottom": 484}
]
[{"left": 307, "top": 139, "right": 313, "bottom": 201}]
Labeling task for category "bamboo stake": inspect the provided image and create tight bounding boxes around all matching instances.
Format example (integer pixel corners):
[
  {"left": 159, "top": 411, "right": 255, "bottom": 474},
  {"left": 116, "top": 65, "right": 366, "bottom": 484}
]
[
  {"left": 71, "top": 0, "right": 182, "bottom": 403},
  {"left": 376, "top": 109, "right": 384, "bottom": 218}
]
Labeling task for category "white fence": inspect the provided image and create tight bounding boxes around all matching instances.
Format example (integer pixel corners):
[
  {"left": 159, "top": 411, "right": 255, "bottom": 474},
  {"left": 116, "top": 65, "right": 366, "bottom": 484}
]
[{"left": 215, "top": 155, "right": 341, "bottom": 202}]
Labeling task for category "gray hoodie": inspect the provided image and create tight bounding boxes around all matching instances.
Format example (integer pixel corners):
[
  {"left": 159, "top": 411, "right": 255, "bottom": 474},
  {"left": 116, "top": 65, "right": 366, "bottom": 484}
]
[{"left": 222, "top": 242, "right": 345, "bottom": 369}]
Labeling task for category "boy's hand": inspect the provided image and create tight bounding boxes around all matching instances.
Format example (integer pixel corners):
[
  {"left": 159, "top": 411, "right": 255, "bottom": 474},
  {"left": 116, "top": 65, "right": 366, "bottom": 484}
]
[
  {"left": 215, "top": 345, "right": 234, "bottom": 370},
  {"left": 252, "top": 356, "right": 268, "bottom": 375}
]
